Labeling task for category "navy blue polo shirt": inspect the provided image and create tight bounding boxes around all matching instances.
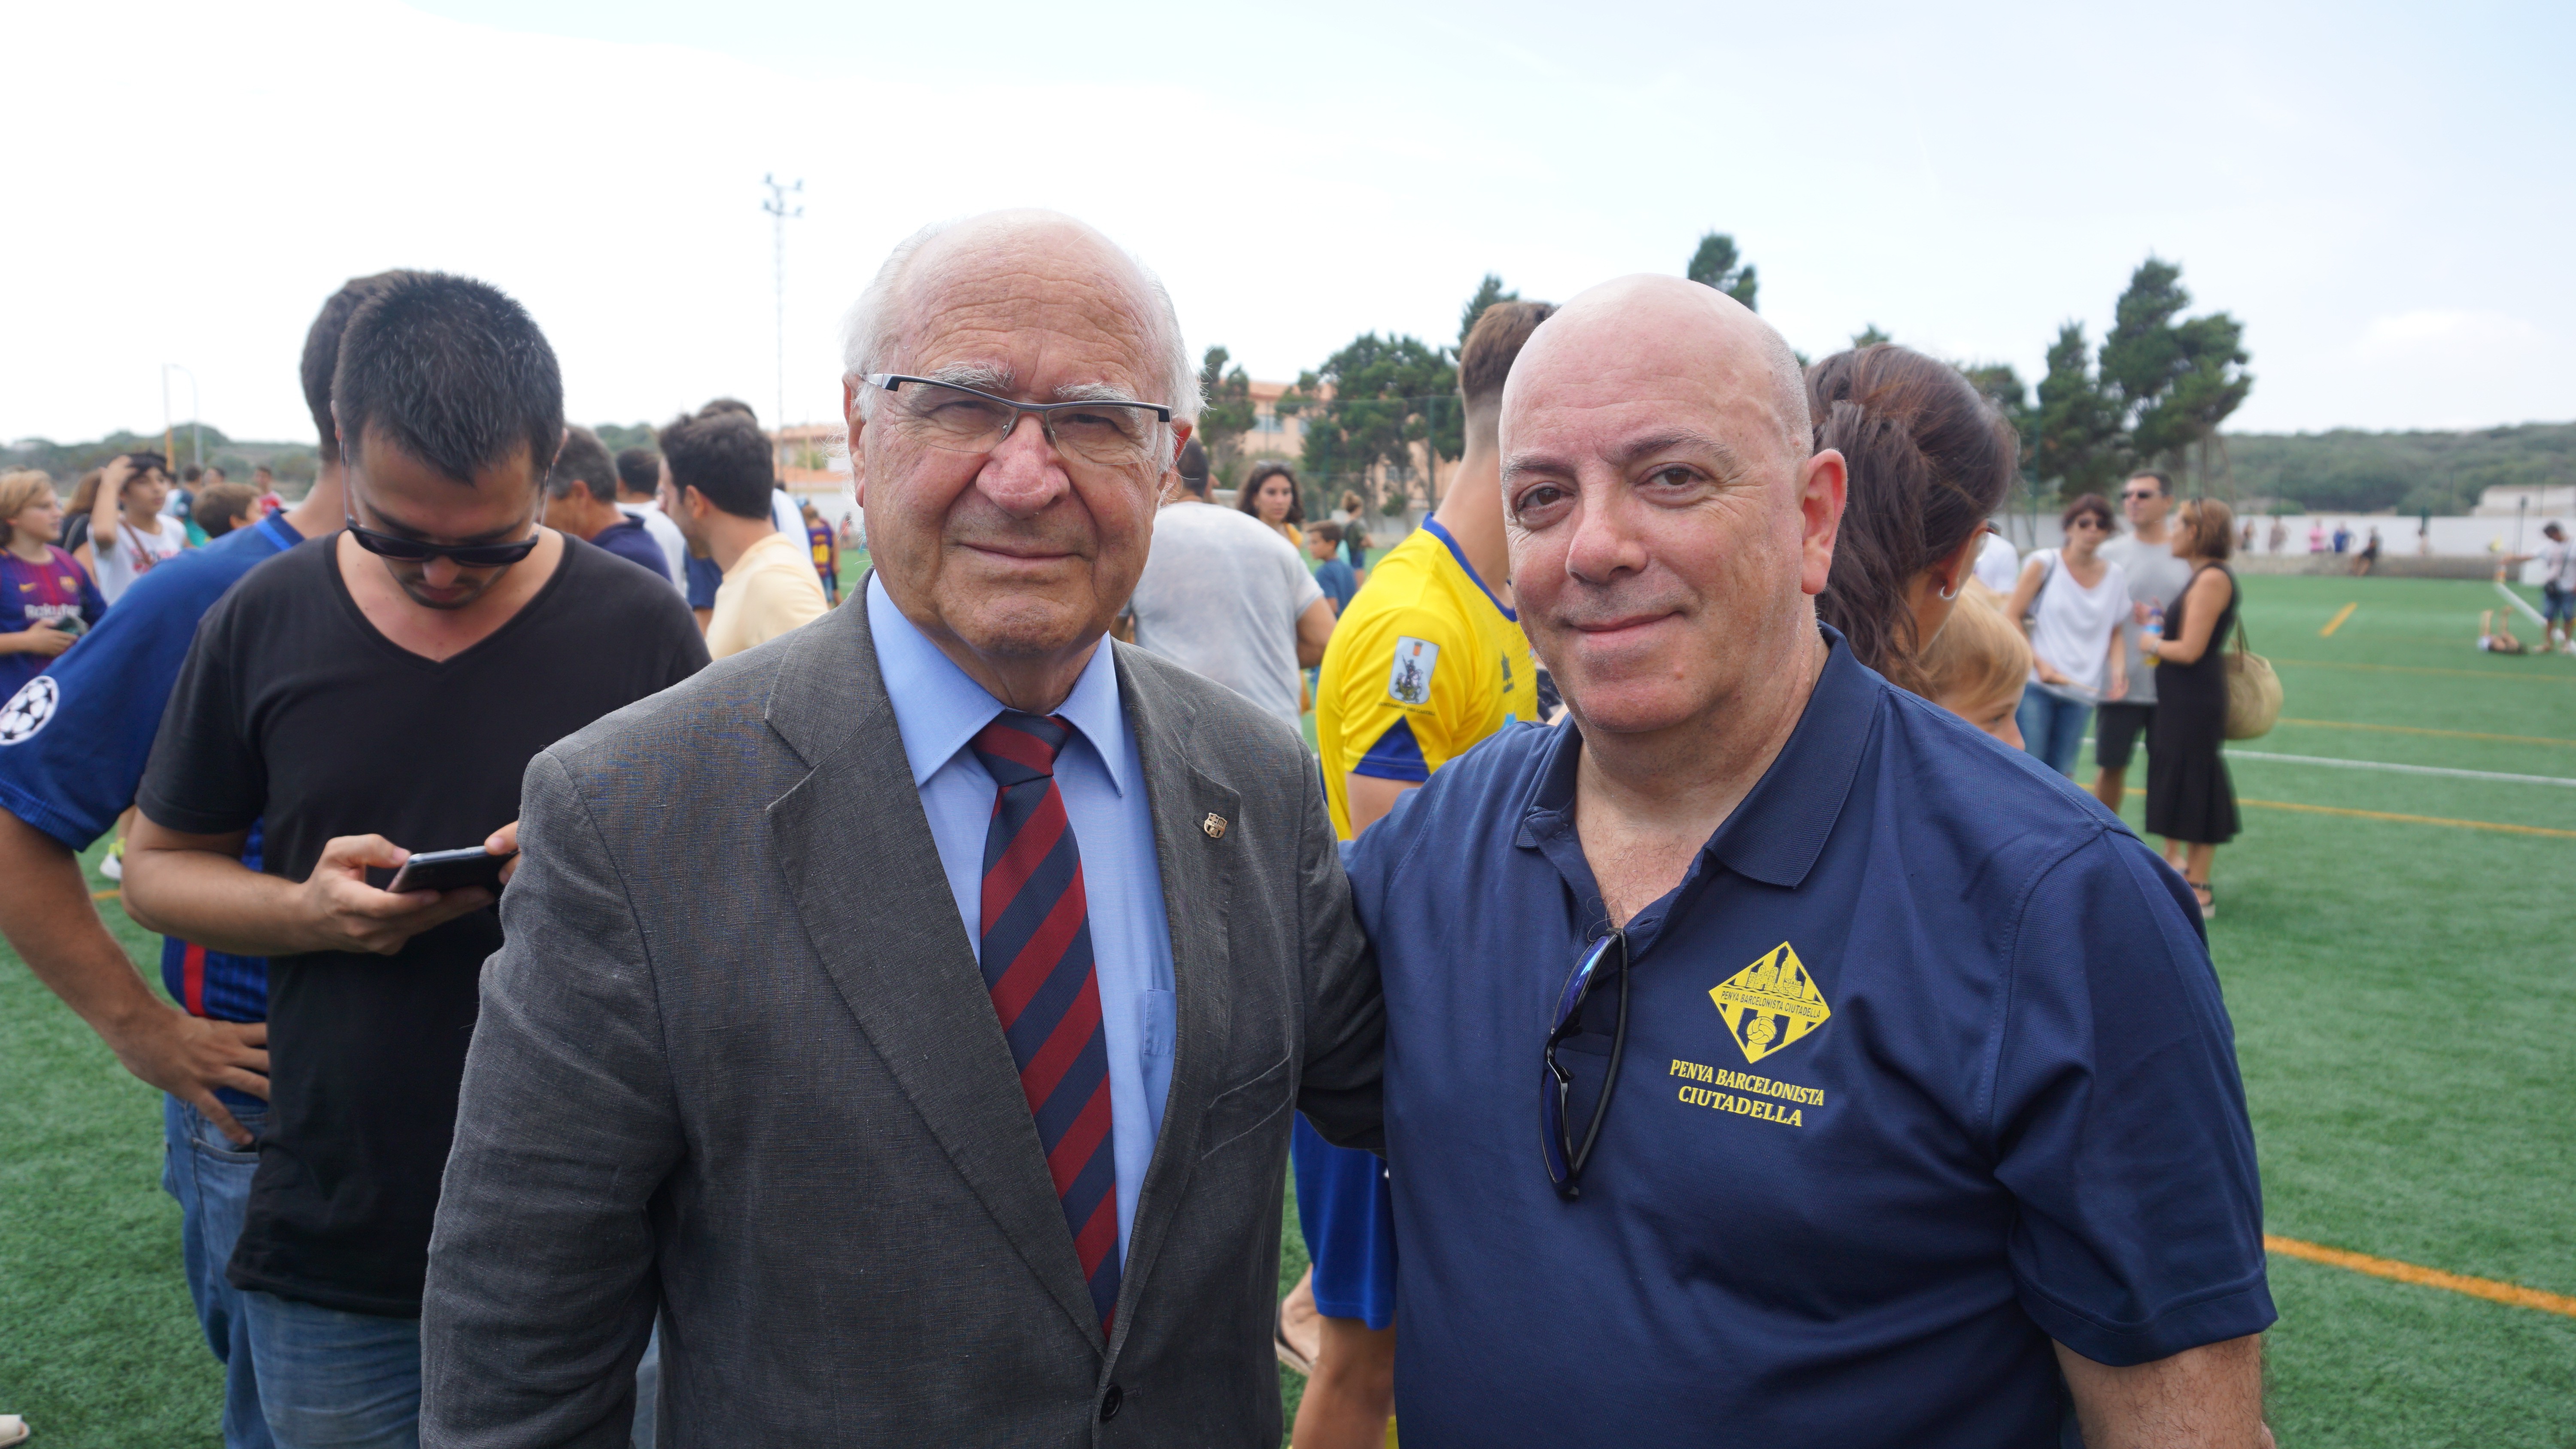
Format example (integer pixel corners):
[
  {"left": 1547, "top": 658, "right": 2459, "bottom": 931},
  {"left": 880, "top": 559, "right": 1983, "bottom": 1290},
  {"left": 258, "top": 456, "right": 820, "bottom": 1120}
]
[{"left": 1342, "top": 627, "right": 2273, "bottom": 1447}]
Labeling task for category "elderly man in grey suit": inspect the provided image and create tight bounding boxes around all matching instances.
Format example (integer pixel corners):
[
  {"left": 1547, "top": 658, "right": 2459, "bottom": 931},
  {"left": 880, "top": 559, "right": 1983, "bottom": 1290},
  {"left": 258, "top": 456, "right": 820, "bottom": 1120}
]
[{"left": 419, "top": 210, "right": 1383, "bottom": 1447}]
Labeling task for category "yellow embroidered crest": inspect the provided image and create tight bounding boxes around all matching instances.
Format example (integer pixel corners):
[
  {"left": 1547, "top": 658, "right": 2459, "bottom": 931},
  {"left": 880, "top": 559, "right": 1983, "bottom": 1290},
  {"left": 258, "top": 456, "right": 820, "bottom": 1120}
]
[{"left": 1709, "top": 943, "right": 1830, "bottom": 1064}]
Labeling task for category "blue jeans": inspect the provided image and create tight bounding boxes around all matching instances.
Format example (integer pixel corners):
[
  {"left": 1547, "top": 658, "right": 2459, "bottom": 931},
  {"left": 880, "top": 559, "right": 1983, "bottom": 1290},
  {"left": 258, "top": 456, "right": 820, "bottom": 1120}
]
[
  {"left": 238, "top": 1288, "right": 662, "bottom": 1449},
  {"left": 2017, "top": 688, "right": 2093, "bottom": 778},
  {"left": 164, "top": 1095, "right": 275, "bottom": 1449},
  {"left": 241, "top": 1292, "right": 421, "bottom": 1449},
  {"left": 633, "top": 1325, "right": 659, "bottom": 1449}
]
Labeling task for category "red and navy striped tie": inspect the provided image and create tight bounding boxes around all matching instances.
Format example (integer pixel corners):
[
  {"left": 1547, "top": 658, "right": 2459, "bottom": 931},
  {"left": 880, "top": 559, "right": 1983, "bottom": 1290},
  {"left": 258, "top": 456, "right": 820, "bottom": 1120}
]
[{"left": 971, "top": 711, "right": 1121, "bottom": 1333}]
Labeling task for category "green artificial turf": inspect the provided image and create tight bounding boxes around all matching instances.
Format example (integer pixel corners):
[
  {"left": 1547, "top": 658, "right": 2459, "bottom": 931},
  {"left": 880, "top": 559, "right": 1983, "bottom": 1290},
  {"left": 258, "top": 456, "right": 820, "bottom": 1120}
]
[
  {"left": 2100, "top": 574, "right": 2576, "bottom": 1446},
  {"left": 3, "top": 573, "right": 2569, "bottom": 1447},
  {"left": 0, "top": 839, "right": 225, "bottom": 1446}
]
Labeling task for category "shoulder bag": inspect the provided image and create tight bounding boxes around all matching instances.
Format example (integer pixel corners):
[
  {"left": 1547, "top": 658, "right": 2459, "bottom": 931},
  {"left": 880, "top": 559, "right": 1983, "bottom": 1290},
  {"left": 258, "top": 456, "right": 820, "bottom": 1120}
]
[{"left": 2223, "top": 605, "right": 2282, "bottom": 740}]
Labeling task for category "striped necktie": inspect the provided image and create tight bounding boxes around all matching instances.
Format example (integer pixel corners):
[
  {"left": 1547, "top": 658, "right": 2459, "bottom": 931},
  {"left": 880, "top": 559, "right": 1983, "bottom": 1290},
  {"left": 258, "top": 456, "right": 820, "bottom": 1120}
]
[{"left": 970, "top": 710, "right": 1121, "bottom": 1333}]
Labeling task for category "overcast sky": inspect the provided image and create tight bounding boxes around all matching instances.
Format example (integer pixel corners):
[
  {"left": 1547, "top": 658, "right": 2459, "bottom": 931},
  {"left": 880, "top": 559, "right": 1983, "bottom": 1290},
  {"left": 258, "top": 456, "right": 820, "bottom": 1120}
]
[{"left": 6, "top": 0, "right": 2568, "bottom": 447}]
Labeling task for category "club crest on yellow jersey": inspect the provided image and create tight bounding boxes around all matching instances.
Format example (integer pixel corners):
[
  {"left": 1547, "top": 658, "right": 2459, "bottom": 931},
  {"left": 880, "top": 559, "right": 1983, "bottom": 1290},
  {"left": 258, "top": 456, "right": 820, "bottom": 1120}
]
[
  {"left": 1386, "top": 636, "right": 1439, "bottom": 706},
  {"left": 1710, "top": 943, "right": 1830, "bottom": 1064}
]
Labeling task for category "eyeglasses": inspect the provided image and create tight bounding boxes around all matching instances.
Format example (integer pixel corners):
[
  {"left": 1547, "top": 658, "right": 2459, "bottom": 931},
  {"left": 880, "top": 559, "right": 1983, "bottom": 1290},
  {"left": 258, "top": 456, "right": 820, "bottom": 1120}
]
[
  {"left": 863, "top": 374, "right": 1171, "bottom": 467},
  {"left": 343, "top": 505, "right": 544, "bottom": 568},
  {"left": 2120, "top": 489, "right": 2162, "bottom": 501},
  {"left": 1541, "top": 928, "right": 1631, "bottom": 1199}
]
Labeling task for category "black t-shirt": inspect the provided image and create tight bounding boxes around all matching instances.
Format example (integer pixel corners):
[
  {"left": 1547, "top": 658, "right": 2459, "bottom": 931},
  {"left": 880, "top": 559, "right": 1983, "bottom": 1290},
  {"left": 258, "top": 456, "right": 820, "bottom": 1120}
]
[{"left": 139, "top": 532, "right": 708, "bottom": 1316}]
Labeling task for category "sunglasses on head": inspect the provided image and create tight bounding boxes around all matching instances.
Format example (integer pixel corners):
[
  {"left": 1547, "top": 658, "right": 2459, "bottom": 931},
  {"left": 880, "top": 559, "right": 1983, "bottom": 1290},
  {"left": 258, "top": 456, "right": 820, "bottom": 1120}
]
[{"left": 343, "top": 507, "right": 543, "bottom": 568}]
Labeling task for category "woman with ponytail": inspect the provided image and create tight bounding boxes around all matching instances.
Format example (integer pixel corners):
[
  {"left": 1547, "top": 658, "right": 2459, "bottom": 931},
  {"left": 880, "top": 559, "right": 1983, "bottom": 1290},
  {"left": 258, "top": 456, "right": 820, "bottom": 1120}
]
[{"left": 1807, "top": 345, "right": 2020, "bottom": 696}]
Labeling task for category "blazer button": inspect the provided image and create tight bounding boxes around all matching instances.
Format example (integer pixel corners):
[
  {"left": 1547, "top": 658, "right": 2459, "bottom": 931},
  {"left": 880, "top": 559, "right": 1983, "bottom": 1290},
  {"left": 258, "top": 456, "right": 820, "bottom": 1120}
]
[{"left": 1099, "top": 1383, "right": 1124, "bottom": 1422}]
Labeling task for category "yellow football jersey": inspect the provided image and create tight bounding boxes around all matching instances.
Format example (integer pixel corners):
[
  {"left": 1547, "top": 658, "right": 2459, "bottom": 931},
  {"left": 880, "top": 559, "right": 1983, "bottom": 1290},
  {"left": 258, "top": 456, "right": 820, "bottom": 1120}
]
[{"left": 1316, "top": 519, "right": 1538, "bottom": 840}]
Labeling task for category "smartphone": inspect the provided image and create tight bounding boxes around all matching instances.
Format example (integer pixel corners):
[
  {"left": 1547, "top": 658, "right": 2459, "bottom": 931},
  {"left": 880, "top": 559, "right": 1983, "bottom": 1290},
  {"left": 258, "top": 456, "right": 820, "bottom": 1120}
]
[{"left": 385, "top": 845, "right": 515, "bottom": 895}]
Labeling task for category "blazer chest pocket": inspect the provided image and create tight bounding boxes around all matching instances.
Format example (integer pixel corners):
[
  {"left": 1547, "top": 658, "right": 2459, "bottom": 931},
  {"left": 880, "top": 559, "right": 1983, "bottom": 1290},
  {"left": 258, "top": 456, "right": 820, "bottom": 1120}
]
[{"left": 1199, "top": 1053, "right": 1292, "bottom": 1160}]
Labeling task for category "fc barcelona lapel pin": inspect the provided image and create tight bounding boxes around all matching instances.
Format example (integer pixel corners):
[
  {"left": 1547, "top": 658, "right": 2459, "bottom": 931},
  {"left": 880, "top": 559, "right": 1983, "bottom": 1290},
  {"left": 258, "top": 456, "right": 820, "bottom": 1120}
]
[{"left": 1202, "top": 813, "right": 1227, "bottom": 839}]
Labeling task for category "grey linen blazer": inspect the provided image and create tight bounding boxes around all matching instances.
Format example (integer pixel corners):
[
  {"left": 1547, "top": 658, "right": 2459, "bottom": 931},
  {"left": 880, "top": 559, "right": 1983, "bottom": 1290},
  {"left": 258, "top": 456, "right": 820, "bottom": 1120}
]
[{"left": 419, "top": 594, "right": 1384, "bottom": 1448}]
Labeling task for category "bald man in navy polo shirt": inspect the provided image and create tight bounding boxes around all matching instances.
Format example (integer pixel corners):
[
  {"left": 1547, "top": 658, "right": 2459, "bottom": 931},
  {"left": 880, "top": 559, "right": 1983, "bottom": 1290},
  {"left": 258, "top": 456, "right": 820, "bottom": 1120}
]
[{"left": 1339, "top": 276, "right": 2275, "bottom": 1446}]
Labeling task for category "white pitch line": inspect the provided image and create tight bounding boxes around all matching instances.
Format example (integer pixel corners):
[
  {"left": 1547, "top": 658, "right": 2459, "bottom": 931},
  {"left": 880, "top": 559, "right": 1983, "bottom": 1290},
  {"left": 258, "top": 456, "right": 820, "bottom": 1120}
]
[
  {"left": 2228, "top": 750, "right": 2576, "bottom": 789},
  {"left": 2495, "top": 579, "right": 2549, "bottom": 629}
]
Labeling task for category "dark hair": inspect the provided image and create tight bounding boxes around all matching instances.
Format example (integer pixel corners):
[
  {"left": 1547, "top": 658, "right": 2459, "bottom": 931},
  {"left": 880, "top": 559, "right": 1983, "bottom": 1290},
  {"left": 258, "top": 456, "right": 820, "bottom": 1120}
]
[
  {"left": 334, "top": 272, "right": 564, "bottom": 488},
  {"left": 2127, "top": 470, "right": 2173, "bottom": 497},
  {"left": 301, "top": 272, "right": 415, "bottom": 465},
  {"left": 547, "top": 426, "right": 619, "bottom": 504},
  {"left": 194, "top": 481, "right": 259, "bottom": 538},
  {"left": 658, "top": 411, "right": 776, "bottom": 520},
  {"left": 614, "top": 447, "right": 662, "bottom": 497},
  {"left": 1238, "top": 461, "right": 1304, "bottom": 525},
  {"left": 124, "top": 451, "right": 172, "bottom": 480},
  {"left": 2060, "top": 493, "right": 2116, "bottom": 532},
  {"left": 2175, "top": 497, "right": 2236, "bottom": 561},
  {"left": 1807, "top": 346, "right": 2018, "bottom": 692},
  {"left": 697, "top": 397, "right": 759, "bottom": 423},
  {"left": 1309, "top": 518, "right": 1343, "bottom": 546},
  {"left": 1459, "top": 300, "right": 1556, "bottom": 414},
  {"left": 1176, "top": 438, "right": 1210, "bottom": 495},
  {"left": 182, "top": 464, "right": 204, "bottom": 485},
  {"left": 204, "top": 465, "right": 228, "bottom": 483}
]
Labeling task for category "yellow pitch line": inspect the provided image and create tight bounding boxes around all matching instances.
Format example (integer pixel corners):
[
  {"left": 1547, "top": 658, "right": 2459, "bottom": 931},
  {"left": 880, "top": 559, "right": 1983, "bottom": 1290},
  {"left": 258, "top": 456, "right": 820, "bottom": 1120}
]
[
  {"left": 92, "top": 888, "right": 121, "bottom": 901},
  {"left": 2277, "top": 718, "right": 2576, "bottom": 749},
  {"left": 2266, "top": 1235, "right": 2576, "bottom": 1319},
  {"left": 2241, "top": 799, "right": 2576, "bottom": 839},
  {"left": 2269, "top": 658, "right": 2572, "bottom": 683},
  {"left": 2318, "top": 602, "right": 2359, "bottom": 637}
]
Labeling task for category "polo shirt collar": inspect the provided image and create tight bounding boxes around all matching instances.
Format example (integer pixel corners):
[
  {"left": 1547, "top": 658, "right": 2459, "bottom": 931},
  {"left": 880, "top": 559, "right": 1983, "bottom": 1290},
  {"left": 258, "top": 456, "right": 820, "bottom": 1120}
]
[
  {"left": 1516, "top": 624, "right": 1877, "bottom": 891},
  {"left": 864, "top": 572, "right": 1130, "bottom": 797}
]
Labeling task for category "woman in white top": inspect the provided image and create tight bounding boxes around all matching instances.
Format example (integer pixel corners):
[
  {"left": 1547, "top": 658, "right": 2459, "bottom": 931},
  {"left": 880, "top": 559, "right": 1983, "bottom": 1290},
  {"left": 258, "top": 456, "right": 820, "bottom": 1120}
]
[
  {"left": 2005, "top": 493, "right": 2128, "bottom": 776},
  {"left": 85, "top": 452, "right": 188, "bottom": 603}
]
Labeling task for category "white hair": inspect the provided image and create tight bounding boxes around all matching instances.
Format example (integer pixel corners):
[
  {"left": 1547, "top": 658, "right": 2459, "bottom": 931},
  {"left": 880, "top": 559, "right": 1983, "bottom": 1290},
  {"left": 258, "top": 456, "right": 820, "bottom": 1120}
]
[{"left": 838, "top": 215, "right": 1200, "bottom": 432}]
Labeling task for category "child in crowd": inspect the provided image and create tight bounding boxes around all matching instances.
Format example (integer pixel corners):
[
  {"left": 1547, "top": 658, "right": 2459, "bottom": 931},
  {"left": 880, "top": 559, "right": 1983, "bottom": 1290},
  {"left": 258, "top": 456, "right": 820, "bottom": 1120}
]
[
  {"left": 191, "top": 481, "right": 261, "bottom": 540},
  {"left": 1916, "top": 582, "right": 2030, "bottom": 746},
  {"left": 0, "top": 470, "right": 108, "bottom": 696},
  {"left": 1307, "top": 519, "right": 1360, "bottom": 615}
]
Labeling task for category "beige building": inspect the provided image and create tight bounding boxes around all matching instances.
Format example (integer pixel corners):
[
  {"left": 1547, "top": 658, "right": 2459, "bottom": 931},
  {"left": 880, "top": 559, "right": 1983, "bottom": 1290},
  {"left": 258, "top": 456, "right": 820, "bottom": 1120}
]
[
  {"left": 1233, "top": 380, "right": 1451, "bottom": 509},
  {"left": 2474, "top": 483, "right": 2576, "bottom": 518},
  {"left": 773, "top": 423, "right": 849, "bottom": 492}
]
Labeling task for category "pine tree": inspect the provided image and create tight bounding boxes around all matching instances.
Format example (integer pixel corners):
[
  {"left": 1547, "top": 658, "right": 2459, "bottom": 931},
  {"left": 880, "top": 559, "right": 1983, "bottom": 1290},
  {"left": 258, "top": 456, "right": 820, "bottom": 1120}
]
[
  {"left": 1686, "top": 233, "right": 1759, "bottom": 310},
  {"left": 2033, "top": 323, "right": 2126, "bottom": 498},
  {"left": 1459, "top": 274, "right": 1519, "bottom": 346}
]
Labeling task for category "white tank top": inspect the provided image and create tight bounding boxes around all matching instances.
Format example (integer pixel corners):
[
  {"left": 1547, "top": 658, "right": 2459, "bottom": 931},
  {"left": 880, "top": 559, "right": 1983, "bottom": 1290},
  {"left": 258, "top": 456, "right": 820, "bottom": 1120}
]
[{"left": 2027, "top": 549, "right": 2129, "bottom": 694}]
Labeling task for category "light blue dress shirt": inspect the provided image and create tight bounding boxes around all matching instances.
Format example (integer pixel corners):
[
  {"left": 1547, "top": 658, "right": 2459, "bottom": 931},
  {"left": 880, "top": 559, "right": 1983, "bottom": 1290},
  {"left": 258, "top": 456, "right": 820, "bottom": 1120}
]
[{"left": 866, "top": 575, "right": 1176, "bottom": 1261}]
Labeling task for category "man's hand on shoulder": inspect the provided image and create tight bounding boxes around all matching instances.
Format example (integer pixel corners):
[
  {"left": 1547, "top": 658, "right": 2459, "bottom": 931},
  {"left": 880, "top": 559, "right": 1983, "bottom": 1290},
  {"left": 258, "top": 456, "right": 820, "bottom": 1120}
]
[{"left": 2057, "top": 1334, "right": 2272, "bottom": 1449}]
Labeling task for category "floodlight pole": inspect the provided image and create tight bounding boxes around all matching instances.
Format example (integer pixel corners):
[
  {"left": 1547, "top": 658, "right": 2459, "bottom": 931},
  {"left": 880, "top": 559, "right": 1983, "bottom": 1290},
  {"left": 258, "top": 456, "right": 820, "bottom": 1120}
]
[
  {"left": 761, "top": 174, "right": 804, "bottom": 440},
  {"left": 162, "top": 362, "right": 201, "bottom": 470}
]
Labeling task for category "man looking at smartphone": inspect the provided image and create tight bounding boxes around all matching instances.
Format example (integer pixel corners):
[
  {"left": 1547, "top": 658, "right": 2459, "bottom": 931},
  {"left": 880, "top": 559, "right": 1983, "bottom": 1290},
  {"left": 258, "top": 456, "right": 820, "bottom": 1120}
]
[
  {"left": 0, "top": 273, "right": 410, "bottom": 1449},
  {"left": 123, "top": 271, "right": 706, "bottom": 1447}
]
